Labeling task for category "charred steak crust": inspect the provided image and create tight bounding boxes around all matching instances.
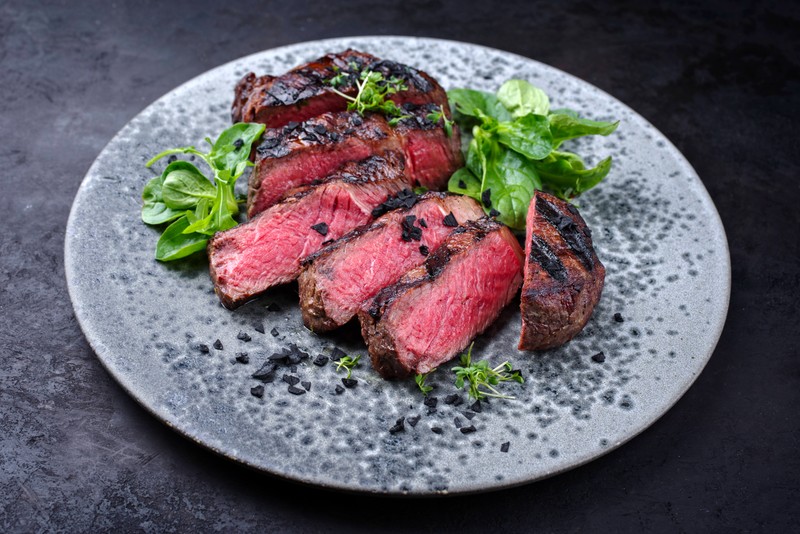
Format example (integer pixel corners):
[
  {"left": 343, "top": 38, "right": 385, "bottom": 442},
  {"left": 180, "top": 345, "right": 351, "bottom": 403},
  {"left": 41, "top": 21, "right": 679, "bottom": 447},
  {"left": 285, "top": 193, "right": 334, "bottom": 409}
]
[
  {"left": 231, "top": 49, "right": 448, "bottom": 126},
  {"left": 360, "top": 217, "right": 524, "bottom": 379},
  {"left": 519, "top": 192, "right": 606, "bottom": 351}
]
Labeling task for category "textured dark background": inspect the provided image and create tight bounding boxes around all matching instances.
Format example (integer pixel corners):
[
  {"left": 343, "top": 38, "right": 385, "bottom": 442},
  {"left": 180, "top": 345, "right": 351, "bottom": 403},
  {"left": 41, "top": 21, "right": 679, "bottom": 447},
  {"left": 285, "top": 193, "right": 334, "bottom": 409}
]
[{"left": 1, "top": 0, "right": 798, "bottom": 531}]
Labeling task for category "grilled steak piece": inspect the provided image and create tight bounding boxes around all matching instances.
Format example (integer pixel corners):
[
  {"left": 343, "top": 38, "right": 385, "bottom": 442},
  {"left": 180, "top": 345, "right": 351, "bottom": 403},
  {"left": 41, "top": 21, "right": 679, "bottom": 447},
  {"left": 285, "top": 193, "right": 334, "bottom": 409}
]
[
  {"left": 518, "top": 191, "right": 605, "bottom": 350},
  {"left": 359, "top": 217, "right": 524, "bottom": 379},
  {"left": 232, "top": 49, "right": 448, "bottom": 128},
  {"left": 208, "top": 155, "right": 408, "bottom": 309},
  {"left": 299, "top": 192, "right": 485, "bottom": 332},
  {"left": 248, "top": 106, "right": 462, "bottom": 217}
]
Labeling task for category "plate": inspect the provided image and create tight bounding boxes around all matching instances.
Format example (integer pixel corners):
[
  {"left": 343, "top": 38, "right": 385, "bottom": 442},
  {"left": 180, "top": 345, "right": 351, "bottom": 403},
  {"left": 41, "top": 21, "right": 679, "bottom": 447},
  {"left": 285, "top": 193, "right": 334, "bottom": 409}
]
[{"left": 65, "top": 36, "right": 730, "bottom": 495}]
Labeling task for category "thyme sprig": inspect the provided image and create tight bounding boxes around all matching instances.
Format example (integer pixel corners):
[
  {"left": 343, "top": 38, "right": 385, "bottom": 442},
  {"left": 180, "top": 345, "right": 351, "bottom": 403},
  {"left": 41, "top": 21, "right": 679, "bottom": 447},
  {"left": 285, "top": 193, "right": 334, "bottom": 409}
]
[{"left": 452, "top": 344, "right": 524, "bottom": 400}]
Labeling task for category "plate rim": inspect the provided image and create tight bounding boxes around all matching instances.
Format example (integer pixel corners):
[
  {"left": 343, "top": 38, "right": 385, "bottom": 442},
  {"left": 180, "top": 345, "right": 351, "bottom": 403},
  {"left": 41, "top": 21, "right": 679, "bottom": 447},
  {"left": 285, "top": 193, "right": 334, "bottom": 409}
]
[{"left": 65, "top": 35, "right": 732, "bottom": 496}]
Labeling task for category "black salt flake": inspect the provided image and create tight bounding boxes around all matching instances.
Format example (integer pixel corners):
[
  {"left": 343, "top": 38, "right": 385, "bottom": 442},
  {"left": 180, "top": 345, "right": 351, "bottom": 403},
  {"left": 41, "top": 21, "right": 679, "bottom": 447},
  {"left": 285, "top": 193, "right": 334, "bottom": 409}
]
[
  {"left": 301, "top": 381, "right": 311, "bottom": 392},
  {"left": 252, "top": 362, "right": 277, "bottom": 382},
  {"left": 481, "top": 188, "right": 492, "bottom": 208},
  {"left": 282, "top": 374, "right": 300, "bottom": 386},
  {"left": 235, "top": 352, "right": 250, "bottom": 364},
  {"left": 237, "top": 331, "right": 251, "bottom": 342},
  {"left": 591, "top": 352, "right": 606, "bottom": 363},
  {"left": 407, "top": 415, "right": 421, "bottom": 427},
  {"left": 197, "top": 344, "right": 209, "bottom": 354},
  {"left": 253, "top": 323, "right": 265, "bottom": 334},
  {"left": 431, "top": 426, "right": 443, "bottom": 434},
  {"left": 613, "top": 312, "right": 625, "bottom": 323},
  {"left": 470, "top": 400, "right": 482, "bottom": 413},
  {"left": 270, "top": 328, "right": 279, "bottom": 337},
  {"left": 250, "top": 385, "right": 264, "bottom": 398},
  {"left": 424, "top": 397, "right": 438, "bottom": 409},
  {"left": 311, "top": 222, "right": 329, "bottom": 236},
  {"left": 331, "top": 347, "right": 347, "bottom": 361},
  {"left": 460, "top": 425, "right": 477, "bottom": 435},
  {"left": 334, "top": 385, "right": 345, "bottom": 395},
  {"left": 419, "top": 245, "right": 429, "bottom": 256},
  {"left": 500, "top": 441, "right": 511, "bottom": 453},
  {"left": 288, "top": 385, "right": 306, "bottom": 395},
  {"left": 443, "top": 212, "right": 458, "bottom": 227},
  {"left": 489, "top": 209, "right": 500, "bottom": 218},
  {"left": 389, "top": 417, "right": 406, "bottom": 434},
  {"left": 213, "top": 339, "right": 223, "bottom": 350},
  {"left": 313, "top": 354, "right": 328, "bottom": 366},
  {"left": 342, "top": 377, "right": 358, "bottom": 388}
]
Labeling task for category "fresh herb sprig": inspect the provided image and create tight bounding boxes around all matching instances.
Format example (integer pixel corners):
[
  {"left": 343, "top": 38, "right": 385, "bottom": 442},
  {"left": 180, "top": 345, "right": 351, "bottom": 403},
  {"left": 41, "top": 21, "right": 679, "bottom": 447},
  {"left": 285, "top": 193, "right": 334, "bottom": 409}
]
[
  {"left": 329, "top": 69, "right": 411, "bottom": 125},
  {"left": 426, "top": 104, "right": 454, "bottom": 138},
  {"left": 415, "top": 370, "right": 435, "bottom": 396},
  {"left": 452, "top": 344, "right": 524, "bottom": 400},
  {"left": 334, "top": 354, "right": 361, "bottom": 379},
  {"left": 141, "top": 123, "right": 265, "bottom": 261},
  {"left": 447, "top": 80, "right": 619, "bottom": 230}
]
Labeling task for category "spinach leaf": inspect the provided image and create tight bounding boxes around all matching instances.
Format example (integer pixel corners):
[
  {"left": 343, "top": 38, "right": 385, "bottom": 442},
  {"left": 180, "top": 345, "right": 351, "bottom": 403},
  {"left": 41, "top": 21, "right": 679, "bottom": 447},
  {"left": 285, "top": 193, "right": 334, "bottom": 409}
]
[
  {"left": 141, "top": 175, "right": 182, "bottom": 225},
  {"left": 155, "top": 215, "right": 209, "bottom": 261},
  {"left": 161, "top": 161, "right": 216, "bottom": 210},
  {"left": 497, "top": 79, "right": 550, "bottom": 117},
  {"left": 447, "top": 167, "right": 482, "bottom": 200},
  {"left": 447, "top": 88, "right": 512, "bottom": 123},
  {"left": 533, "top": 151, "right": 612, "bottom": 197},
  {"left": 208, "top": 122, "right": 265, "bottom": 172},
  {"left": 495, "top": 114, "right": 553, "bottom": 160},
  {"left": 548, "top": 113, "right": 619, "bottom": 147}
]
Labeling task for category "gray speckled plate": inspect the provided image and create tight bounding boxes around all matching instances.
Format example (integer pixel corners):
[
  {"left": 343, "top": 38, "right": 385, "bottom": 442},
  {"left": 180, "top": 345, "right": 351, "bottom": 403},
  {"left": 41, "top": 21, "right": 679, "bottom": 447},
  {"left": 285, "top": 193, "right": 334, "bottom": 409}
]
[{"left": 65, "top": 37, "right": 730, "bottom": 495}]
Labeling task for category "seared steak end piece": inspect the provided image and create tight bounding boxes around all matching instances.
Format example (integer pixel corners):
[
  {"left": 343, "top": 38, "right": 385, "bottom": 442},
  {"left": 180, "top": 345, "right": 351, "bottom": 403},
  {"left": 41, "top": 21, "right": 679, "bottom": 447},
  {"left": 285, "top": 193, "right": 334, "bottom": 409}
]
[
  {"left": 519, "top": 191, "right": 605, "bottom": 351},
  {"left": 359, "top": 217, "right": 524, "bottom": 379}
]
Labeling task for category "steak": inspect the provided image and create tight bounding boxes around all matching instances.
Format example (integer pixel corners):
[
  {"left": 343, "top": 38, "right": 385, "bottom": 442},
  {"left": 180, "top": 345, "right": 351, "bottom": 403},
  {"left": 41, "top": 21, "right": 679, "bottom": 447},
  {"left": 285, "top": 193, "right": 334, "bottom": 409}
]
[
  {"left": 298, "top": 192, "right": 485, "bottom": 332},
  {"left": 232, "top": 49, "right": 448, "bottom": 128},
  {"left": 518, "top": 191, "right": 605, "bottom": 350},
  {"left": 359, "top": 217, "right": 524, "bottom": 379},
  {"left": 248, "top": 106, "right": 462, "bottom": 217},
  {"left": 208, "top": 155, "right": 408, "bottom": 309}
]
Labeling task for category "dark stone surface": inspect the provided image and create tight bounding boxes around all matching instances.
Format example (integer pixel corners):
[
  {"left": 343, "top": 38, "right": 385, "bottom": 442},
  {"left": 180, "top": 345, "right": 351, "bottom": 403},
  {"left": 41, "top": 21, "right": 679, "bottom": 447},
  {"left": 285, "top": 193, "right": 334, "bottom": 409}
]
[{"left": 0, "top": 0, "right": 798, "bottom": 531}]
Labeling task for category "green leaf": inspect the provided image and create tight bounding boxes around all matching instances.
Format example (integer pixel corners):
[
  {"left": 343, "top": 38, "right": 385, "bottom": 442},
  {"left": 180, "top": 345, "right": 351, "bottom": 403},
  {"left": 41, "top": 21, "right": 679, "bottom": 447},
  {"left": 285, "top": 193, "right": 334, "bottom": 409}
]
[
  {"left": 155, "top": 215, "right": 209, "bottom": 261},
  {"left": 208, "top": 122, "right": 266, "bottom": 172},
  {"left": 497, "top": 79, "right": 550, "bottom": 117},
  {"left": 141, "top": 175, "right": 182, "bottom": 225},
  {"left": 548, "top": 113, "right": 619, "bottom": 147},
  {"left": 533, "top": 151, "right": 613, "bottom": 198},
  {"left": 495, "top": 114, "right": 554, "bottom": 160},
  {"left": 447, "top": 167, "right": 482, "bottom": 200},
  {"left": 161, "top": 161, "right": 216, "bottom": 210},
  {"left": 482, "top": 144, "right": 541, "bottom": 230},
  {"left": 447, "top": 88, "right": 512, "bottom": 123}
]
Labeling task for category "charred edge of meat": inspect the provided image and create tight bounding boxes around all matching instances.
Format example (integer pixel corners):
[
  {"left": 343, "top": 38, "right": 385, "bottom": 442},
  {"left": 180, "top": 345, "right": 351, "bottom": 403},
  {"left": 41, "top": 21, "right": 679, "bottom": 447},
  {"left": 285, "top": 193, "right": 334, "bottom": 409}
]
[
  {"left": 528, "top": 234, "right": 568, "bottom": 282},
  {"left": 232, "top": 72, "right": 256, "bottom": 123},
  {"left": 395, "top": 103, "right": 450, "bottom": 131},
  {"left": 366, "top": 59, "right": 434, "bottom": 93},
  {"left": 366, "top": 217, "right": 501, "bottom": 320},
  {"left": 535, "top": 195, "right": 596, "bottom": 271}
]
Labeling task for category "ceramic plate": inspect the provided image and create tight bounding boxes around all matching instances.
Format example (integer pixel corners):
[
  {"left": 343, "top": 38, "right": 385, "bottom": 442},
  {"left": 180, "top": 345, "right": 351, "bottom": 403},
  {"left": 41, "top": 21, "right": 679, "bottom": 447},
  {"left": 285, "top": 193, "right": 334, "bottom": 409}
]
[{"left": 65, "top": 37, "right": 730, "bottom": 495}]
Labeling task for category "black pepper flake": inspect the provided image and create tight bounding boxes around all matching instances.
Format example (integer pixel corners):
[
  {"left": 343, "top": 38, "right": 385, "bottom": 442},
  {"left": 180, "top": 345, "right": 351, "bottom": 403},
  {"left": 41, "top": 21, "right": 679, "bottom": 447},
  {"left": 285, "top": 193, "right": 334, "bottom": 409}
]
[
  {"left": 342, "top": 377, "right": 358, "bottom": 388},
  {"left": 458, "top": 179, "right": 466, "bottom": 189},
  {"left": 591, "top": 352, "right": 606, "bottom": 363},
  {"left": 250, "top": 385, "right": 264, "bottom": 398},
  {"left": 419, "top": 245, "right": 429, "bottom": 256},
  {"left": 233, "top": 138, "right": 244, "bottom": 150},
  {"left": 313, "top": 124, "right": 327, "bottom": 135},
  {"left": 454, "top": 417, "right": 464, "bottom": 429},
  {"left": 197, "top": 344, "right": 209, "bottom": 354},
  {"left": 331, "top": 347, "right": 347, "bottom": 361},
  {"left": 401, "top": 215, "right": 422, "bottom": 242},
  {"left": 481, "top": 188, "right": 492, "bottom": 208},
  {"left": 419, "top": 218, "right": 427, "bottom": 228},
  {"left": 213, "top": 339, "right": 224, "bottom": 350},
  {"left": 500, "top": 441, "right": 510, "bottom": 453},
  {"left": 431, "top": 426, "right": 443, "bottom": 434},
  {"left": 237, "top": 331, "right": 251, "bottom": 342},
  {"left": 301, "top": 381, "right": 311, "bottom": 391},
  {"left": 444, "top": 394, "right": 462, "bottom": 406},
  {"left": 489, "top": 209, "right": 500, "bottom": 218},
  {"left": 407, "top": 415, "right": 421, "bottom": 427},
  {"left": 167, "top": 155, "right": 177, "bottom": 164},
  {"left": 267, "top": 302, "right": 282, "bottom": 312},
  {"left": 424, "top": 397, "right": 438, "bottom": 409},
  {"left": 311, "top": 222, "right": 329, "bottom": 236},
  {"left": 288, "top": 385, "right": 306, "bottom": 395},
  {"left": 371, "top": 188, "right": 419, "bottom": 218},
  {"left": 235, "top": 353, "right": 250, "bottom": 364},
  {"left": 313, "top": 354, "right": 328, "bottom": 366},
  {"left": 334, "top": 385, "right": 345, "bottom": 395},
  {"left": 613, "top": 312, "right": 625, "bottom": 323},
  {"left": 271, "top": 328, "right": 279, "bottom": 337},
  {"left": 282, "top": 374, "right": 300, "bottom": 386},
  {"left": 253, "top": 323, "right": 265, "bottom": 334},
  {"left": 464, "top": 411, "right": 476, "bottom": 420},
  {"left": 460, "top": 425, "right": 477, "bottom": 435},
  {"left": 389, "top": 417, "right": 405, "bottom": 434},
  {"left": 443, "top": 212, "right": 458, "bottom": 227},
  {"left": 470, "top": 400, "right": 482, "bottom": 413},
  {"left": 252, "top": 362, "right": 277, "bottom": 382}
]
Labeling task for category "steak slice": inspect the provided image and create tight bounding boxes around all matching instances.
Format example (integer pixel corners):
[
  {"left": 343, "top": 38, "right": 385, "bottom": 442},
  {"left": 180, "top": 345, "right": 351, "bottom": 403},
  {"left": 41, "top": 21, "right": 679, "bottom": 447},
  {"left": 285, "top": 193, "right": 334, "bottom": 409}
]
[
  {"left": 232, "top": 49, "right": 448, "bottom": 127},
  {"left": 299, "top": 192, "right": 485, "bottom": 332},
  {"left": 518, "top": 191, "right": 605, "bottom": 350},
  {"left": 248, "top": 106, "right": 462, "bottom": 217},
  {"left": 208, "top": 155, "right": 408, "bottom": 309},
  {"left": 359, "top": 217, "right": 524, "bottom": 379}
]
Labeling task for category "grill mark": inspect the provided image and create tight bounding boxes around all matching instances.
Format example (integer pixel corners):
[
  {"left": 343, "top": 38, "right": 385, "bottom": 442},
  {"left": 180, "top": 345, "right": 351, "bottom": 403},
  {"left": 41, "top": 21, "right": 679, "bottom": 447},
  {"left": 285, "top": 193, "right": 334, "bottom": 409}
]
[
  {"left": 529, "top": 235, "right": 567, "bottom": 282},
  {"left": 535, "top": 195, "right": 595, "bottom": 270}
]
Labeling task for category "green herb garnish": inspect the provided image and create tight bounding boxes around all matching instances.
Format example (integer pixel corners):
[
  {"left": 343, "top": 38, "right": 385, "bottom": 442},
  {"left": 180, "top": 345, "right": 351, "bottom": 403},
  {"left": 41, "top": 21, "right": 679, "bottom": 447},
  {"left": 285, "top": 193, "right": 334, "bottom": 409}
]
[
  {"left": 141, "top": 123, "right": 265, "bottom": 261},
  {"left": 415, "top": 370, "right": 435, "bottom": 396},
  {"left": 452, "top": 344, "right": 524, "bottom": 400},
  {"left": 329, "top": 69, "right": 411, "bottom": 125},
  {"left": 335, "top": 354, "right": 361, "bottom": 379},
  {"left": 426, "top": 104, "right": 454, "bottom": 138},
  {"left": 447, "top": 79, "right": 619, "bottom": 230}
]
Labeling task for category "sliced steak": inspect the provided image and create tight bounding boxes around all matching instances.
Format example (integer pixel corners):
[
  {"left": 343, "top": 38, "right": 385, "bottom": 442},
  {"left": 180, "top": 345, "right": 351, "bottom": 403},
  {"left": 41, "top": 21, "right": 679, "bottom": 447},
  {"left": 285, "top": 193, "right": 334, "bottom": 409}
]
[
  {"left": 248, "top": 106, "right": 462, "bottom": 217},
  {"left": 518, "top": 191, "right": 605, "bottom": 350},
  {"left": 232, "top": 49, "right": 448, "bottom": 127},
  {"left": 299, "top": 192, "right": 485, "bottom": 332},
  {"left": 359, "top": 217, "right": 524, "bottom": 379},
  {"left": 208, "top": 155, "right": 408, "bottom": 309}
]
